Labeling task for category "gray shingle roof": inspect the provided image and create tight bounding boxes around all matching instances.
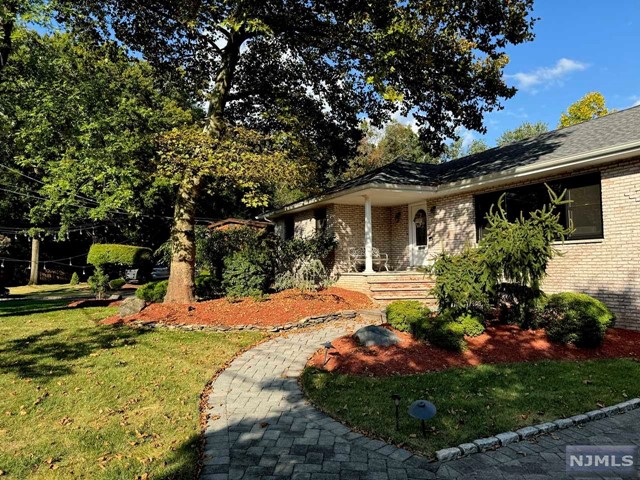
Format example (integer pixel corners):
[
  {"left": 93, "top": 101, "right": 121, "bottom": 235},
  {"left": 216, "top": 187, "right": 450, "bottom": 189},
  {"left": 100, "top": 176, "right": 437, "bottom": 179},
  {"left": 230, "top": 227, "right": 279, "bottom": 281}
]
[{"left": 326, "top": 104, "right": 640, "bottom": 194}]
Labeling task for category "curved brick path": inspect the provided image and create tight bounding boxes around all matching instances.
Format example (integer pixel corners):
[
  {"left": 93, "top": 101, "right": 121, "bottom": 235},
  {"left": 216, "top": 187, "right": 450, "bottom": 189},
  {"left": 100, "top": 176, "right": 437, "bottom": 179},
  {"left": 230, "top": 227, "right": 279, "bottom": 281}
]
[{"left": 201, "top": 321, "right": 640, "bottom": 480}]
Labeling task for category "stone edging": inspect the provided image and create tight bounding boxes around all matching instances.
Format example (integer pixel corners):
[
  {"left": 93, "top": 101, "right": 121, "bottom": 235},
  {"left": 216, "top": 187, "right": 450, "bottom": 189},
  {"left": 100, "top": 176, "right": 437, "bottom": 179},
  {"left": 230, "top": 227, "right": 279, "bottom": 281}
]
[
  {"left": 435, "top": 397, "right": 640, "bottom": 462},
  {"left": 127, "top": 309, "right": 359, "bottom": 333}
]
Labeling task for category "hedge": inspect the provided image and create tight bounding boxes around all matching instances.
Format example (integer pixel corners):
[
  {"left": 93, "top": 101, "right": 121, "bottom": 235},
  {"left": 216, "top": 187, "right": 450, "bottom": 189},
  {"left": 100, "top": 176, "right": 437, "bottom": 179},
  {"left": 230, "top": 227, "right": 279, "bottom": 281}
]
[{"left": 87, "top": 244, "right": 153, "bottom": 268}]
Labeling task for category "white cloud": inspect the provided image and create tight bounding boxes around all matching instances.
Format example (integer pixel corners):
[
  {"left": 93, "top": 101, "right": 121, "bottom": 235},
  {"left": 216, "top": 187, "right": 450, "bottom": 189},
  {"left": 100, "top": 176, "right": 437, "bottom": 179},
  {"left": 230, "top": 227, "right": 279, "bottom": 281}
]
[
  {"left": 629, "top": 95, "right": 640, "bottom": 107},
  {"left": 457, "top": 127, "right": 476, "bottom": 150},
  {"left": 507, "top": 58, "right": 588, "bottom": 92}
]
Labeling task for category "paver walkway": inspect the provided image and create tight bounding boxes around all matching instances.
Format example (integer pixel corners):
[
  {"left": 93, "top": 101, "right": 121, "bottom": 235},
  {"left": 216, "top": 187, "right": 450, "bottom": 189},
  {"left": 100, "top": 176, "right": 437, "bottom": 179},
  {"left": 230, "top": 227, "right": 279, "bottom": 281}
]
[{"left": 202, "top": 321, "right": 640, "bottom": 480}]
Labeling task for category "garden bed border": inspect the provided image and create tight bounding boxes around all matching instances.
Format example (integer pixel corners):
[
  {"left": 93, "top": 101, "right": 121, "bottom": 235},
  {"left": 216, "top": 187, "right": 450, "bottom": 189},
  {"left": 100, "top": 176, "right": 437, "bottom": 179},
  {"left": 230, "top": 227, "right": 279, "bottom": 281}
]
[
  {"left": 435, "top": 397, "right": 640, "bottom": 462},
  {"left": 124, "top": 309, "right": 359, "bottom": 332}
]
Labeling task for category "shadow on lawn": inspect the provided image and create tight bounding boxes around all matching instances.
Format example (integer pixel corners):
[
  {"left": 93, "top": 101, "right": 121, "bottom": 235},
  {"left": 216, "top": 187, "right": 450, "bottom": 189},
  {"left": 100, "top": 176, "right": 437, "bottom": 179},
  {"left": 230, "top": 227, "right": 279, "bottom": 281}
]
[
  {"left": 0, "top": 299, "right": 72, "bottom": 318},
  {"left": 0, "top": 321, "right": 148, "bottom": 380}
]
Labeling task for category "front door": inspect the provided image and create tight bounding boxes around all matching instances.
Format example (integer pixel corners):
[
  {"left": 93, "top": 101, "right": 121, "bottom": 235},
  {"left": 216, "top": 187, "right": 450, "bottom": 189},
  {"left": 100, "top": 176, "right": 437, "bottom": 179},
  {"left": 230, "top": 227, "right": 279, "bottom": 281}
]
[{"left": 409, "top": 204, "right": 429, "bottom": 267}]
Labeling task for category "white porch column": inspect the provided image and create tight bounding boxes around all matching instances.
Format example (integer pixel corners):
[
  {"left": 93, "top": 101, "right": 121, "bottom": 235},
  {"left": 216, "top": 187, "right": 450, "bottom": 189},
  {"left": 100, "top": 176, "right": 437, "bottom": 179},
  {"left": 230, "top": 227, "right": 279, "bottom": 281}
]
[{"left": 364, "top": 195, "right": 374, "bottom": 273}]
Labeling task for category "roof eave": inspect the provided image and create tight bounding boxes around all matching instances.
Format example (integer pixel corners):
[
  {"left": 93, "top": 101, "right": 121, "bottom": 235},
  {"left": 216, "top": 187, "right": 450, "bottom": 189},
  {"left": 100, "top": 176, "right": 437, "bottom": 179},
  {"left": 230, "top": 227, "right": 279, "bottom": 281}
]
[{"left": 261, "top": 139, "right": 640, "bottom": 220}]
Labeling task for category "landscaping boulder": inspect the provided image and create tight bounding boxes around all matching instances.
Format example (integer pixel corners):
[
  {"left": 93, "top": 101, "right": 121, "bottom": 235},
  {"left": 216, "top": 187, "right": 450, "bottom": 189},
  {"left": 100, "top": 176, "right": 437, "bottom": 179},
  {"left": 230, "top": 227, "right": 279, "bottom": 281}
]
[
  {"left": 353, "top": 325, "right": 400, "bottom": 347},
  {"left": 119, "top": 297, "right": 146, "bottom": 318}
]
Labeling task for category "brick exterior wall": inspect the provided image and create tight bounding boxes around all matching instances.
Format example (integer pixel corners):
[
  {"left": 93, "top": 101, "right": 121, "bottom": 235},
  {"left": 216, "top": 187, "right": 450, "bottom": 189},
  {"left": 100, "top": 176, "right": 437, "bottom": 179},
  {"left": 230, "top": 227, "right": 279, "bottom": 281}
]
[
  {"left": 277, "top": 157, "right": 640, "bottom": 329},
  {"left": 543, "top": 159, "right": 640, "bottom": 330}
]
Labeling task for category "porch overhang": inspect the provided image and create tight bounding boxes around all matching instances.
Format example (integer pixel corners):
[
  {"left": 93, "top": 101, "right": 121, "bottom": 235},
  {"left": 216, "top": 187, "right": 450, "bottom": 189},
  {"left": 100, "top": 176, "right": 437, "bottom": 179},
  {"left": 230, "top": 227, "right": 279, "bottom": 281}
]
[{"left": 265, "top": 182, "right": 438, "bottom": 218}]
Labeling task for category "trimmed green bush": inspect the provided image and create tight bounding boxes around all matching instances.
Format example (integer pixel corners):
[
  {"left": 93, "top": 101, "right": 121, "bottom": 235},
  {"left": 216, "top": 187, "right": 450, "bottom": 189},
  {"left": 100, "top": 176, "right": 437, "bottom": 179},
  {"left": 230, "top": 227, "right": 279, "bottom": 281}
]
[
  {"left": 415, "top": 316, "right": 466, "bottom": 352},
  {"left": 136, "top": 280, "right": 168, "bottom": 303},
  {"left": 87, "top": 266, "right": 109, "bottom": 299},
  {"left": 108, "top": 278, "right": 126, "bottom": 290},
  {"left": 69, "top": 272, "right": 80, "bottom": 285},
  {"left": 457, "top": 313, "right": 485, "bottom": 337},
  {"left": 385, "top": 300, "right": 427, "bottom": 332},
  {"left": 543, "top": 292, "right": 615, "bottom": 347},
  {"left": 222, "top": 252, "right": 268, "bottom": 299},
  {"left": 87, "top": 244, "right": 153, "bottom": 268}
]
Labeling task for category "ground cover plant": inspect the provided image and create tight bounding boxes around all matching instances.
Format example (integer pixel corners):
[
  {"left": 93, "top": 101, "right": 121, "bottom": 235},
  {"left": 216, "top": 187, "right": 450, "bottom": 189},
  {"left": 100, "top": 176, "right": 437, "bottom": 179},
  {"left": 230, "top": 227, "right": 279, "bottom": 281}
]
[
  {"left": 0, "top": 297, "right": 263, "bottom": 479},
  {"left": 302, "top": 358, "right": 640, "bottom": 457}
]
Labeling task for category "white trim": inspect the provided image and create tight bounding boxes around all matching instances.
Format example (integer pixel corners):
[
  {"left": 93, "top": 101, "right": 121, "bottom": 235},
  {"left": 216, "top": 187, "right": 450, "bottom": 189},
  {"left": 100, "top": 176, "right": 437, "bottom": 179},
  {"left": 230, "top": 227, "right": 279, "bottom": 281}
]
[{"left": 552, "top": 238, "right": 604, "bottom": 246}]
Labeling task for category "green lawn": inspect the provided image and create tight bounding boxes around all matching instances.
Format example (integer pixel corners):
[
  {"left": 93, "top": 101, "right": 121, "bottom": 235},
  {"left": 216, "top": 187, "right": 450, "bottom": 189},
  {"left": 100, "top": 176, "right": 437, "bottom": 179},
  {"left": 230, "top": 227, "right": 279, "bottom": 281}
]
[
  {"left": 302, "top": 359, "right": 640, "bottom": 458},
  {"left": 7, "top": 283, "right": 92, "bottom": 299},
  {"left": 0, "top": 298, "right": 264, "bottom": 479}
]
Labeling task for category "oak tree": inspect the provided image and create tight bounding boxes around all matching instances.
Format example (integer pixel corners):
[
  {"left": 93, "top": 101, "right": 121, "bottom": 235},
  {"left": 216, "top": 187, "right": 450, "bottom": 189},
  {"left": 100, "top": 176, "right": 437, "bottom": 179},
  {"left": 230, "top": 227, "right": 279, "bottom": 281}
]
[{"left": 58, "top": 0, "right": 536, "bottom": 302}]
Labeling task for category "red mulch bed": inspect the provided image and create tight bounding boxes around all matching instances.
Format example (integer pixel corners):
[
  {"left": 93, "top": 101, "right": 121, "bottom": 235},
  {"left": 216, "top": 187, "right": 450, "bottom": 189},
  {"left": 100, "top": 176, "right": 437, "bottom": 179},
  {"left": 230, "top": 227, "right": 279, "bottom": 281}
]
[
  {"left": 101, "top": 287, "right": 372, "bottom": 327},
  {"left": 307, "top": 324, "right": 640, "bottom": 377}
]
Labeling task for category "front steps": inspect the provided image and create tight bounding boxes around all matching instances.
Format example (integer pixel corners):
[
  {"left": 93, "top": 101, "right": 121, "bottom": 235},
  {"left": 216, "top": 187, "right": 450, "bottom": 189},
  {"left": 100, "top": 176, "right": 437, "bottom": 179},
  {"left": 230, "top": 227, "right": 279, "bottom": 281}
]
[{"left": 335, "top": 271, "right": 437, "bottom": 307}]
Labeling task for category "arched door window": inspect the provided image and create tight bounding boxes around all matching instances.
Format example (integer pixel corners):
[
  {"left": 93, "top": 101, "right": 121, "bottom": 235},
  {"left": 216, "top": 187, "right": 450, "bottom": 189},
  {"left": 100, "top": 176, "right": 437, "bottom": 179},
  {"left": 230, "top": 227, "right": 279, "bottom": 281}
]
[{"left": 413, "top": 209, "right": 427, "bottom": 246}]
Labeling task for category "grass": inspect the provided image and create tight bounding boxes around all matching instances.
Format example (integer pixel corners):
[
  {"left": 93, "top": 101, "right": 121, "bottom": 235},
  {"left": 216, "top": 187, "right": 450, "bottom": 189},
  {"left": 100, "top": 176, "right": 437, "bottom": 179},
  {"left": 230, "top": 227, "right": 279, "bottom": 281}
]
[
  {"left": 302, "top": 359, "right": 640, "bottom": 458},
  {"left": 7, "top": 283, "right": 91, "bottom": 299},
  {"left": 0, "top": 298, "right": 264, "bottom": 479}
]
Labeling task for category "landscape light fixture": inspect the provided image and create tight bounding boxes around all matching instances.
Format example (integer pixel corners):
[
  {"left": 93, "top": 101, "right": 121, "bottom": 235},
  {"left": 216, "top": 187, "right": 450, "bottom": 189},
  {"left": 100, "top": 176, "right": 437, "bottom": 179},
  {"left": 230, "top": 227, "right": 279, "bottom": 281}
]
[
  {"left": 391, "top": 394, "right": 401, "bottom": 431},
  {"left": 408, "top": 400, "right": 436, "bottom": 438},
  {"left": 321, "top": 341, "right": 333, "bottom": 366}
]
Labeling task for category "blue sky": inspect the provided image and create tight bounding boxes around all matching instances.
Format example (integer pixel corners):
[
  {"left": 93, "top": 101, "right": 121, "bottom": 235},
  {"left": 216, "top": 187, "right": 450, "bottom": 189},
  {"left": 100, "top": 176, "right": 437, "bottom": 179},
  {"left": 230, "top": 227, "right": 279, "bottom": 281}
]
[{"left": 414, "top": 0, "right": 640, "bottom": 148}]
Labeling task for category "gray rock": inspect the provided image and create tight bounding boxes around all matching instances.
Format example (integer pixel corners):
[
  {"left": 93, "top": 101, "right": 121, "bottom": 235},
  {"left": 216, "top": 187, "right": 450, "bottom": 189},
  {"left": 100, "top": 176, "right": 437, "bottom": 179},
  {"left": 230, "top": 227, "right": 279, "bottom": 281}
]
[
  {"left": 458, "top": 443, "right": 479, "bottom": 456},
  {"left": 495, "top": 431, "right": 520, "bottom": 446},
  {"left": 353, "top": 325, "right": 400, "bottom": 347},
  {"left": 553, "top": 418, "right": 575, "bottom": 429},
  {"left": 118, "top": 296, "right": 146, "bottom": 317},
  {"left": 435, "top": 447, "right": 462, "bottom": 462},
  {"left": 108, "top": 294, "right": 123, "bottom": 300},
  {"left": 473, "top": 437, "right": 500, "bottom": 451},
  {"left": 535, "top": 422, "right": 558, "bottom": 433},
  {"left": 585, "top": 409, "right": 606, "bottom": 421},
  {"left": 601, "top": 405, "right": 621, "bottom": 417},
  {"left": 515, "top": 426, "right": 539, "bottom": 439},
  {"left": 570, "top": 414, "right": 589, "bottom": 425}
]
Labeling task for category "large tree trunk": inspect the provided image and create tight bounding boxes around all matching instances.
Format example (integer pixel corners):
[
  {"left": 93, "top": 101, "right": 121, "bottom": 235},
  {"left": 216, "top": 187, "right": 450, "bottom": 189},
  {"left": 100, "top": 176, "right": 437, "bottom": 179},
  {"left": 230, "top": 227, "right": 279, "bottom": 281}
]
[
  {"left": 27, "top": 237, "right": 39, "bottom": 286},
  {"left": 164, "top": 172, "right": 202, "bottom": 303},
  {"left": 163, "top": 32, "right": 244, "bottom": 304}
]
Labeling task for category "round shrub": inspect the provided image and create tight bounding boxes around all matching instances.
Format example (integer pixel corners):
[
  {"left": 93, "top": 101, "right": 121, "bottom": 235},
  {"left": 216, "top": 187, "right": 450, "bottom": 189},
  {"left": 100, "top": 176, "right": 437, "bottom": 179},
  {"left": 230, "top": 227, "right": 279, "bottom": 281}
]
[
  {"left": 457, "top": 313, "right": 485, "bottom": 337},
  {"left": 543, "top": 292, "right": 615, "bottom": 347},
  {"left": 108, "top": 278, "right": 126, "bottom": 290},
  {"left": 385, "top": 300, "right": 426, "bottom": 332},
  {"left": 136, "top": 280, "right": 168, "bottom": 303},
  {"left": 424, "top": 318, "right": 466, "bottom": 352},
  {"left": 222, "top": 252, "right": 268, "bottom": 299}
]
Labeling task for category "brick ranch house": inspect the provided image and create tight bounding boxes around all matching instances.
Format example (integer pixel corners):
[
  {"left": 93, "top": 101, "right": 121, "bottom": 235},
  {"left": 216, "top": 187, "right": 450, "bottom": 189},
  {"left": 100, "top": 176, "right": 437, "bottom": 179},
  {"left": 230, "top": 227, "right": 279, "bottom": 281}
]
[{"left": 265, "top": 106, "right": 640, "bottom": 330}]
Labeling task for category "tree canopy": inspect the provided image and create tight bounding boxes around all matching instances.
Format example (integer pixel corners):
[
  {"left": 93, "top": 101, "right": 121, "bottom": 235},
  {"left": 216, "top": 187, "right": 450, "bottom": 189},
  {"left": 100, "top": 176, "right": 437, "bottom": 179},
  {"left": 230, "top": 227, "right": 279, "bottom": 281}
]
[
  {"left": 44, "top": 0, "right": 538, "bottom": 302},
  {"left": 496, "top": 121, "right": 549, "bottom": 146},
  {"left": 558, "top": 92, "right": 611, "bottom": 128}
]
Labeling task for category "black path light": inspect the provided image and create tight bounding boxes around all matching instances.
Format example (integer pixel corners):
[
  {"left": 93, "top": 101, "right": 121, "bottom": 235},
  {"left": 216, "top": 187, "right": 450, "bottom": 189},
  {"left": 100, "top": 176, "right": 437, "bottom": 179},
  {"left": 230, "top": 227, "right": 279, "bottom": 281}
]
[
  {"left": 321, "top": 342, "right": 333, "bottom": 367},
  {"left": 391, "top": 394, "right": 401, "bottom": 431},
  {"left": 408, "top": 400, "right": 436, "bottom": 438}
]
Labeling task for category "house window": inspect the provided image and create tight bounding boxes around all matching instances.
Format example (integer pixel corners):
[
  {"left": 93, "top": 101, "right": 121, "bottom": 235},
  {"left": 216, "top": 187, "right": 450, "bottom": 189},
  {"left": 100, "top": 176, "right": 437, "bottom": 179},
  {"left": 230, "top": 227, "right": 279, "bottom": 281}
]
[
  {"left": 413, "top": 209, "right": 427, "bottom": 246},
  {"left": 284, "top": 216, "right": 295, "bottom": 240},
  {"left": 314, "top": 208, "right": 327, "bottom": 233},
  {"left": 475, "top": 173, "right": 603, "bottom": 241}
]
